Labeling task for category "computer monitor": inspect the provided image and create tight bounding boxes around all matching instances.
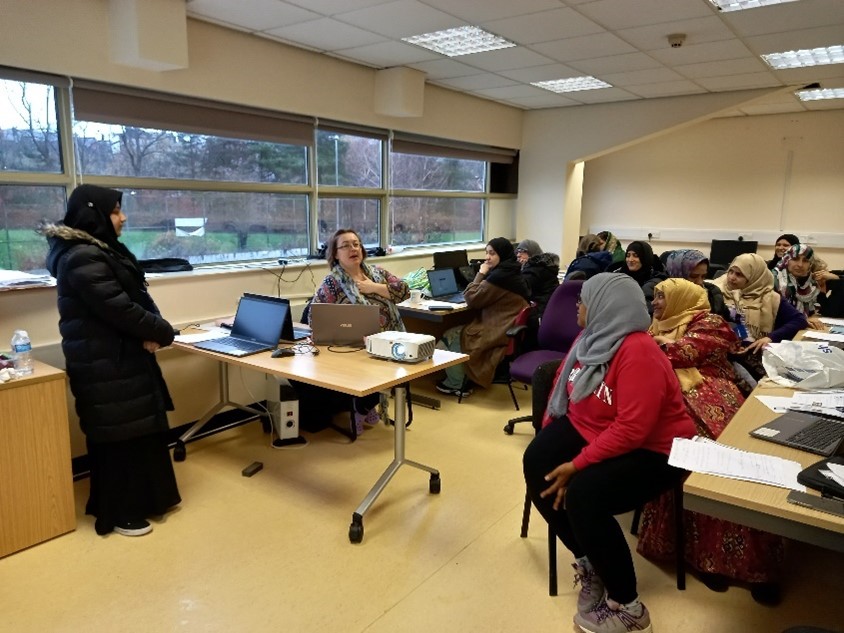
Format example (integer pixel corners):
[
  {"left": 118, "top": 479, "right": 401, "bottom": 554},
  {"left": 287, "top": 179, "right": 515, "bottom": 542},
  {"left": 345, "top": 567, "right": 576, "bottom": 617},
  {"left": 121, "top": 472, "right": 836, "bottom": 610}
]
[
  {"left": 433, "top": 249, "right": 469, "bottom": 270},
  {"left": 709, "top": 239, "right": 758, "bottom": 267}
]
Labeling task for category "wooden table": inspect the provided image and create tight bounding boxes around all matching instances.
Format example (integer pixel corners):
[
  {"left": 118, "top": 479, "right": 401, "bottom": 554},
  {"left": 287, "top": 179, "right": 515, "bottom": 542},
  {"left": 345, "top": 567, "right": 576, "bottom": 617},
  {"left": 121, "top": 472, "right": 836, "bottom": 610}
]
[
  {"left": 684, "top": 385, "right": 844, "bottom": 552},
  {"left": 173, "top": 340, "right": 467, "bottom": 542},
  {"left": 0, "top": 361, "right": 75, "bottom": 557}
]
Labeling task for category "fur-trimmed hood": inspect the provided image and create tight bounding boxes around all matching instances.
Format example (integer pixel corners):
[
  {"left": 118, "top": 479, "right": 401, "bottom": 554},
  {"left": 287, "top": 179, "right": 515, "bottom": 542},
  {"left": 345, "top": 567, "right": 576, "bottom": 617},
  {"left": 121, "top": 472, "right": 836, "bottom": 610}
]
[{"left": 40, "top": 222, "right": 110, "bottom": 249}]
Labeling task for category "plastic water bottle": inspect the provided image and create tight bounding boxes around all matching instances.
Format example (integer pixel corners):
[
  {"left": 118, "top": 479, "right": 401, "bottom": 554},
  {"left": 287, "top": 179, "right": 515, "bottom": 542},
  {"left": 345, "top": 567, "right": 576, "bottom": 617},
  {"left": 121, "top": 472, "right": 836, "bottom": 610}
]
[{"left": 10, "top": 330, "right": 34, "bottom": 376}]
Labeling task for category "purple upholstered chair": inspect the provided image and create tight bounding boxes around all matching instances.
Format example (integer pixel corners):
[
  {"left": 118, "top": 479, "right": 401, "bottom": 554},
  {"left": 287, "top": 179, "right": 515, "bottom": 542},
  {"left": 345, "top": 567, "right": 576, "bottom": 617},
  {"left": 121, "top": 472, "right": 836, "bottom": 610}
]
[{"left": 503, "top": 280, "right": 583, "bottom": 435}]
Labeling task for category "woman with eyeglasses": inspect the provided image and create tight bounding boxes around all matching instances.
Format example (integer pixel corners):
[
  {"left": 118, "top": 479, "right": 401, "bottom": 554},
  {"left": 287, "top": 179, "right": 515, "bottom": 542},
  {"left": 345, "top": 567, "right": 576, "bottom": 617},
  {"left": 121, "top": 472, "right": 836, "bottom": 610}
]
[
  {"left": 310, "top": 228, "right": 409, "bottom": 432},
  {"left": 523, "top": 273, "right": 695, "bottom": 633},
  {"left": 636, "top": 278, "right": 784, "bottom": 606}
]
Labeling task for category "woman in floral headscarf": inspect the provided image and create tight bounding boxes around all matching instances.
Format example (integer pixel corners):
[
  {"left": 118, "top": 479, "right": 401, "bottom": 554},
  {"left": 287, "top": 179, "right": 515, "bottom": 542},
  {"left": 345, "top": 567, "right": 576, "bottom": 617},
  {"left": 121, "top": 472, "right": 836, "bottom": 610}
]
[
  {"left": 774, "top": 243, "right": 839, "bottom": 329},
  {"left": 662, "top": 249, "right": 729, "bottom": 319},
  {"left": 596, "top": 230, "right": 625, "bottom": 264},
  {"left": 636, "top": 279, "right": 784, "bottom": 605},
  {"left": 711, "top": 253, "right": 806, "bottom": 380}
]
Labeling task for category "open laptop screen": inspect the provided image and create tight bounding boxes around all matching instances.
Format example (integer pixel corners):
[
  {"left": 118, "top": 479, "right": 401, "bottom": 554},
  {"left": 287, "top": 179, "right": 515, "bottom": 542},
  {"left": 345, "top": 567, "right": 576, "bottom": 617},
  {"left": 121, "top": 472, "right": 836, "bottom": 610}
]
[{"left": 233, "top": 294, "right": 290, "bottom": 344}]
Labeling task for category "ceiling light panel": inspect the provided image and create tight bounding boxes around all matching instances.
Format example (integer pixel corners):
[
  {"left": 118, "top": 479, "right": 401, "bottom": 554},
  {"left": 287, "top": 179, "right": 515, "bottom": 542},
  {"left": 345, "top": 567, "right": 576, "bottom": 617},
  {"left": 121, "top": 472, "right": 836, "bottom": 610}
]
[
  {"left": 707, "top": 0, "right": 799, "bottom": 11},
  {"left": 531, "top": 76, "right": 612, "bottom": 93},
  {"left": 797, "top": 88, "right": 844, "bottom": 101},
  {"left": 402, "top": 26, "right": 516, "bottom": 57},
  {"left": 762, "top": 45, "right": 844, "bottom": 69}
]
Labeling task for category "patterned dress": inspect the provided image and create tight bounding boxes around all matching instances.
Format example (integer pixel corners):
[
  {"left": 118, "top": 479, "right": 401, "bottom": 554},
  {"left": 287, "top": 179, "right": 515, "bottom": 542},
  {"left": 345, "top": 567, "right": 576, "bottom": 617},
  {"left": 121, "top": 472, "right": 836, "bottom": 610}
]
[{"left": 636, "top": 312, "right": 784, "bottom": 583}]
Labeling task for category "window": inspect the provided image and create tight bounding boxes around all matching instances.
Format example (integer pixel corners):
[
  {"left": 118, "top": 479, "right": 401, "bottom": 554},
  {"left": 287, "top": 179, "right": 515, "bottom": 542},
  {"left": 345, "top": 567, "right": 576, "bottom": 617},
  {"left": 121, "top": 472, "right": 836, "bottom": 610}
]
[
  {"left": 0, "top": 185, "right": 66, "bottom": 270},
  {"left": 0, "top": 78, "right": 62, "bottom": 174},
  {"left": 391, "top": 153, "right": 485, "bottom": 192},
  {"left": 317, "top": 198, "right": 380, "bottom": 247},
  {"left": 316, "top": 130, "right": 381, "bottom": 188},
  {"left": 390, "top": 197, "right": 483, "bottom": 247}
]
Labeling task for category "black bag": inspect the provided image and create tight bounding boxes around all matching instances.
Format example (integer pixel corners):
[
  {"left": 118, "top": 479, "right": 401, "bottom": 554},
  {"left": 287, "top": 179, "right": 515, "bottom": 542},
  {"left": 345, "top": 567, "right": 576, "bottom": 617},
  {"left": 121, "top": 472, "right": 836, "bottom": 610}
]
[
  {"left": 139, "top": 257, "right": 193, "bottom": 273},
  {"left": 797, "top": 456, "right": 844, "bottom": 500}
]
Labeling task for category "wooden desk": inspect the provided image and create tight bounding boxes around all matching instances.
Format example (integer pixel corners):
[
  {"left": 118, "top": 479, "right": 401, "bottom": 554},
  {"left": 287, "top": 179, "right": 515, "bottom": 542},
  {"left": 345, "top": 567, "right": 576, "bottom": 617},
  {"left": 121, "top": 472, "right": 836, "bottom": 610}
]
[
  {"left": 0, "top": 361, "right": 75, "bottom": 558},
  {"left": 399, "top": 303, "right": 474, "bottom": 339},
  {"left": 173, "top": 340, "right": 467, "bottom": 542},
  {"left": 684, "top": 385, "right": 844, "bottom": 552}
]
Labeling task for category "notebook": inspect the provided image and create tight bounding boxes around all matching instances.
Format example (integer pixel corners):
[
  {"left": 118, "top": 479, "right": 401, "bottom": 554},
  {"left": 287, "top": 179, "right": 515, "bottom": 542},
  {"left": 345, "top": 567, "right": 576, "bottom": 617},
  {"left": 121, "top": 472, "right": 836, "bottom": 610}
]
[
  {"left": 193, "top": 294, "right": 288, "bottom": 357},
  {"left": 750, "top": 409, "right": 844, "bottom": 457},
  {"left": 309, "top": 303, "right": 381, "bottom": 347},
  {"left": 426, "top": 268, "right": 465, "bottom": 303}
]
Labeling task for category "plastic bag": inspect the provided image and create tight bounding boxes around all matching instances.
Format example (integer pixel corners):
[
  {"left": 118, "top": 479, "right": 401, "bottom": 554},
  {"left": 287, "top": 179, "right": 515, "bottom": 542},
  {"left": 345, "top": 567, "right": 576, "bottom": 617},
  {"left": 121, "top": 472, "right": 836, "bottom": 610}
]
[
  {"left": 761, "top": 340, "right": 844, "bottom": 389},
  {"left": 402, "top": 267, "right": 430, "bottom": 293}
]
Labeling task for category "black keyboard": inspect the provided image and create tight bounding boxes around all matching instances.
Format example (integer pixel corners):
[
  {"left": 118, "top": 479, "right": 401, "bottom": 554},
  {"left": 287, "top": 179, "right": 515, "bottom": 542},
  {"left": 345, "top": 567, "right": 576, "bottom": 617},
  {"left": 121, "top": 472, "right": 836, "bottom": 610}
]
[
  {"left": 214, "top": 336, "right": 267, "bottom": 352},
  {"left": 790, "top": 418, "right": 844, "bottom": 451}
]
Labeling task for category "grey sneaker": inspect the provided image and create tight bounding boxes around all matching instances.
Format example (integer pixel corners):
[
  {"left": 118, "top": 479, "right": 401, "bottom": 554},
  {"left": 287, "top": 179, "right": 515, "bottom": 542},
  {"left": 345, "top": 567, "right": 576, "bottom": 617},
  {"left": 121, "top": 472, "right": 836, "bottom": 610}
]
[
  {"left": 573, "top": 563, "right": 605, "bottom": 613},
  {"left": 573, "top": 597, "right": 652, "bottom": 633}
]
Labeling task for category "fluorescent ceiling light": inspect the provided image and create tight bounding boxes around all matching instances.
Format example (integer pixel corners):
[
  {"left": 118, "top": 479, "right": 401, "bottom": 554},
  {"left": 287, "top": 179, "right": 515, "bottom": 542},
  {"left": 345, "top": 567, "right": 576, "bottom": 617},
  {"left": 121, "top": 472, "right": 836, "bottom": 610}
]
[
  {"left": 707, "top": 0, "right": 799, "bottom": 11},
  {"left": 762, "top": 45, "right": 844, "bottom": 69},
  {"left": 402, "top": 26, "right": 515, "bottom": 57},
  {"left": 797, "top": 88, "right": 844, "bottom": 101},
  {"left": 531, "top": 77, "right": 612, "bottom": 93}
]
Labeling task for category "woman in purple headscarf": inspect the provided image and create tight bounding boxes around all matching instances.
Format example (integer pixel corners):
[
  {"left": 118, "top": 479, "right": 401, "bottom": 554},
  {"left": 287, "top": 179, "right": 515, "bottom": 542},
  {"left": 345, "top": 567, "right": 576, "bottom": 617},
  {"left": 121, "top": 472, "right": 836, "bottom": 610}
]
[{"left": 663, "top": 249, "right": 730, "bottom": 320}]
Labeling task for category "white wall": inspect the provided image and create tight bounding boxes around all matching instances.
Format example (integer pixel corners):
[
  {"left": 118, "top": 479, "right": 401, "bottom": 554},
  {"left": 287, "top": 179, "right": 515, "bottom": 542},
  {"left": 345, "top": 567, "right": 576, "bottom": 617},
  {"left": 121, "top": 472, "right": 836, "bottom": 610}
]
[{"left": 580, "top": 110, "right": 844, "bottom": 269}]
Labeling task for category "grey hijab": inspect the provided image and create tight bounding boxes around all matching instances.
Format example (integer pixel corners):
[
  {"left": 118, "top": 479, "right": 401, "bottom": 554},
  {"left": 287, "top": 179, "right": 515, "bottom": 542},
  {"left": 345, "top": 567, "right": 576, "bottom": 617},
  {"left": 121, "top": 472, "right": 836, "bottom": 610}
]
[{"left": 547, "top": 273, "right": 651, "bottom": 417}]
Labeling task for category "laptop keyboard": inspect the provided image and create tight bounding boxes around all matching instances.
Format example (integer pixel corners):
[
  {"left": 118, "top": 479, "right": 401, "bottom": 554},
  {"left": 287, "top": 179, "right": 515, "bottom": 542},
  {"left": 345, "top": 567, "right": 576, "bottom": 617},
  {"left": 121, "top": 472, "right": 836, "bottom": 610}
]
[
  {"left": 213, "top": 336, "right": 267, "bottom": 352},
  {"left": 790, "top": 418, "right": 844, "bottom": 451}
]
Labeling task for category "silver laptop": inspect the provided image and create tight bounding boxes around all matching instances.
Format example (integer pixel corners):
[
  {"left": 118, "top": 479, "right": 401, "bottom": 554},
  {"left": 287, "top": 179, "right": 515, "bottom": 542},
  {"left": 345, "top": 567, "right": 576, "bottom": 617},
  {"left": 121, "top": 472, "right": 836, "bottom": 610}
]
[
  {"left": 426, "top": 268, "right": 465, "bottom": 303},
  {"left": 751, "top": 410, "right": 844, "bottom": 457},
  {"left": 194, "top": 294, "right": 288, "bottom": 357},
  {"left": 310, "top": 303, "right": 381, "bottom": 347}
]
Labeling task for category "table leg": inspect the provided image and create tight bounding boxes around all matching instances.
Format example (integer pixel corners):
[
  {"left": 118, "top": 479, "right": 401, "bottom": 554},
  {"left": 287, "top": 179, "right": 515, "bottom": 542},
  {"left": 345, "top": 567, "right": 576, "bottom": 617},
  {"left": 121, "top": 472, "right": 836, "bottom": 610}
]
[
  {"left": 173, "top": 361, "right": 267, "bottom": 461},
  {"left": 348, "top": 386, "right": 440, "bottom": 543}
]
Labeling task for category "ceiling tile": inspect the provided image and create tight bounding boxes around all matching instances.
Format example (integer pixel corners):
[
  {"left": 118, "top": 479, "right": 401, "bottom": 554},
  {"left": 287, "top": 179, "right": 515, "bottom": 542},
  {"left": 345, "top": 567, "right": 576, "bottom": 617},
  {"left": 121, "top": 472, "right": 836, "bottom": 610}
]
[
  {"left": 804, "top": 99, "right": 844, "bottom": 110},
  {"left": 334, "top": 0, "right": 461, "bottom": 38},
  {"left": 567, "top": 87, "right": 640, "bottom": 104},
  {"left": 694, "top": 71, "right": 782, "bottom": 91},
  {"left": 674, "top": 57, "right": 768, "bottom": 79},
  {"left": 503, "top": 93, "right": 581, "bottom": 108},
  {"left": 567, "top": 52, "right": 663, "bottom": 76},
  {"left": 648, "top": 39, "right": 754, "bottom": 65},
  {"left": 420, "top": 0, "right": 565, "bottom": 23},
  {"left": 333, "top": 40, "right": 441, "bottom": 67},
  {"left": 187, "top": 0, "right": 320, "bottom": 32},
  {"left": 616, "top": 16, "right": 734, "bottom": 50},
  {"left": 265, "top": 18, "right": 387, "bottom": 50},
  {"left": 722, "top": 0, "right": 844, "bottom": 38},
  {"left": 472, "top": 84, "right": 552, "bottom": 99},
  {"left": 575, "top": 0, "right": 712, "bottom": 31},
  {"left": 601, "top": 67, "right": 685, "bottom": 86},
  {"left": 407, "top": 58, "right": 485, "bottom": 79},
  {"left": 436, "top": 74, "right": 520, "bottom": 90},
  {"left": 481, "top": 8, "right": 604, "bottom": 45},
  {"left": 746, "top": 24, "right": 844, "bottom": 55},
  {"left": 740, "top": 102, "right": 806, "bottom": 115},
  {"left": 283, "top": 0, "right": 394, "bottom": 15},
  {"left": 533, "top": 32, "right": 637, "bottom": 62},
  {"left": 624, "top": 80, "right": 706, "bottom": 98},
  {"left": 456, "top": 47, "right": 556, "bottom": 73},
  {"left": 496, "top": 63, "right": 585, "bottom": 83}
]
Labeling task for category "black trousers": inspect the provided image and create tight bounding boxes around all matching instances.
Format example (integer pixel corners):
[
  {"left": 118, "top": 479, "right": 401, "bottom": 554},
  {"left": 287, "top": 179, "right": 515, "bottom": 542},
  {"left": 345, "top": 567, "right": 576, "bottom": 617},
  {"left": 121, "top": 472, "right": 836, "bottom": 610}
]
[{"left": 523, "top": 416, "right": 683, "bottom": 604}]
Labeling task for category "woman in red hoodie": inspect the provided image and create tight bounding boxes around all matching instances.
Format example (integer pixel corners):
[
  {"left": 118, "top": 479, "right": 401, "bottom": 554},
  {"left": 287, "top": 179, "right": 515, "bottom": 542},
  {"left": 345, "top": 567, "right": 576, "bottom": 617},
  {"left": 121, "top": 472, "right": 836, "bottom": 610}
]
[{"left": 523, "top": 273, "right": 695, "bottom": 633}]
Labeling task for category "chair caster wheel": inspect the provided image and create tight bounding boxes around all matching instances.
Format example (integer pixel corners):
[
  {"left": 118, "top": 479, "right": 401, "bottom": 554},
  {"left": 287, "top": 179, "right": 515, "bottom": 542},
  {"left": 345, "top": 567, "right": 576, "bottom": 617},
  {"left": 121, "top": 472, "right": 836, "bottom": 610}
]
[
  {"left": 503, "top": 423, "right": 515, "bottom": 435},
  {"left": 173, "top": 441, "right": 186, "bottom": 462},
  {"left": 349, "top": 515, "right": 364, "bottom": 543},
  {"left": 429, "top": 474, "right": 441, "bottom": 494}
]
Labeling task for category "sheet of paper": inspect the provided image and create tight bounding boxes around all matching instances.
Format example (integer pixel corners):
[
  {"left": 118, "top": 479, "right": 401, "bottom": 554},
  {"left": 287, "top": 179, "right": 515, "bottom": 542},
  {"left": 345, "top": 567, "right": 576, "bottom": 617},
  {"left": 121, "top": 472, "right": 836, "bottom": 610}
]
[
  {"left": 820, "top": 317, "right": 844, "bottom": 327},
  {"left": 174, "top": 328, "right": 229, "bottom": 343},
  {"left": 669, "top": 436, "right": 805, "bottom": 491},
  {"left": 803, "top": 330, "right": 844, "bottom": 343},
  {"left": 826, "top": 463, "right": 844, "bottom": 488},
  {"left": 755, "top": 395, "right": 793, "bottom": 413}
]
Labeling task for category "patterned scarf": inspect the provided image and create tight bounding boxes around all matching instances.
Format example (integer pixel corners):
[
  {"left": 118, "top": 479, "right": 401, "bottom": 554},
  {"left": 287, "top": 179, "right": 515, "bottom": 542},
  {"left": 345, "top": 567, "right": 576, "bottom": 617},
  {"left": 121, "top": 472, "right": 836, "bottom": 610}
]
[
  {"left": 664, "top": 249, "right": 708, "bottom": 280},
  {"left": 547, "top": 273, "right": 651, "bottom": 417},
  {"left": 775, "top": 244, "right": 819, "bottom": 316},
  {"left": 648, "top": 279, "right": 709, "bottom": 392},
  {"left": 328, "top": 261, "right": 405, "bottom": 331}
]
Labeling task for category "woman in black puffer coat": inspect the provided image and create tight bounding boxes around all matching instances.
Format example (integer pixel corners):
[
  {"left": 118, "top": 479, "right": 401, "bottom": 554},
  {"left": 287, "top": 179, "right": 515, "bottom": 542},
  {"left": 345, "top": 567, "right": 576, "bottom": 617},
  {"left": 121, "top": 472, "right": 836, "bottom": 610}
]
[{"left": 42, "top": 184, "right": 180, "bottom": 537}]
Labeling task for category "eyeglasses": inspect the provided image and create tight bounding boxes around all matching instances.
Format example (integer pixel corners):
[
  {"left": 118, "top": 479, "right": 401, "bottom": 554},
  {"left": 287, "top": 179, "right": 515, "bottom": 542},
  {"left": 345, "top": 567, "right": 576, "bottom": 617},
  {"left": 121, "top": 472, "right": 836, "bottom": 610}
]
[
  {"left": 576, "top": 295, "right": 582, "bottom": 306},
  {"left": 337, "top": 241, "right": 362, "bottom": 250}
]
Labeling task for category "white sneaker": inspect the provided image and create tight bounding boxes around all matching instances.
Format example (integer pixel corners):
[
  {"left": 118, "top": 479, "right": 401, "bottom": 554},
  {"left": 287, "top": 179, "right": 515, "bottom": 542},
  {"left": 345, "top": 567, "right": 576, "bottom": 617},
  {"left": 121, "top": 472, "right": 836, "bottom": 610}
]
[{"left": 114, "top": 520, "right": 153, "bottom": 537}]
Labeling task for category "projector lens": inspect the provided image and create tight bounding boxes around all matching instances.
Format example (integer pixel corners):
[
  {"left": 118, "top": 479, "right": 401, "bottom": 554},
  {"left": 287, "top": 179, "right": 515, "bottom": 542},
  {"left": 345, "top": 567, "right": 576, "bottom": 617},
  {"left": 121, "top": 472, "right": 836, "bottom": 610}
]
[{"left": 392, "top": 343, "right": 406, "bottom": 360}]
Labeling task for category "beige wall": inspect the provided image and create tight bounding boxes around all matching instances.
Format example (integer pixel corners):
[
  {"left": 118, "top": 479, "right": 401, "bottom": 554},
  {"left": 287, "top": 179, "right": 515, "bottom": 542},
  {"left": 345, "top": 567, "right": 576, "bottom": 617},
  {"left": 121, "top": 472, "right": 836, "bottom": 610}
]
[{"left": 580, "top": 110, "right": 844, "bottom": 269}]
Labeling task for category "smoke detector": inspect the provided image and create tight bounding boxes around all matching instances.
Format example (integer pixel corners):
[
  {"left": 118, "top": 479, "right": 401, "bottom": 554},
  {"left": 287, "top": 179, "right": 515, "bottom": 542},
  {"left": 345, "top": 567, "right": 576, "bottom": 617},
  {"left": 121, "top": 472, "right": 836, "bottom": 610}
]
[{"left": 668, "top": 33, "right": 686, "bottom": 48}]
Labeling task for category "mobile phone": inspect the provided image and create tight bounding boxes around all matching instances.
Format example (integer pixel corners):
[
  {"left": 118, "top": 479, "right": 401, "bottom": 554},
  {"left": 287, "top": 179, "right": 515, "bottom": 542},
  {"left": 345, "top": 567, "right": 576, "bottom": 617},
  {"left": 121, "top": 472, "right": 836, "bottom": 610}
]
[{"left": 786, "top": 490, "right": 844, "bottom": 517}]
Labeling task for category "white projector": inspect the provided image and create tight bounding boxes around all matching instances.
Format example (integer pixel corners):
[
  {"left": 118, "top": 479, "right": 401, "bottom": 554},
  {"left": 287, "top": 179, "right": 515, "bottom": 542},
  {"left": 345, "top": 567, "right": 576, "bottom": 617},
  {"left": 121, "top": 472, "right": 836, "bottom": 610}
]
[{"left": 365, "top": 331, "right": 436, "bottom": 363}]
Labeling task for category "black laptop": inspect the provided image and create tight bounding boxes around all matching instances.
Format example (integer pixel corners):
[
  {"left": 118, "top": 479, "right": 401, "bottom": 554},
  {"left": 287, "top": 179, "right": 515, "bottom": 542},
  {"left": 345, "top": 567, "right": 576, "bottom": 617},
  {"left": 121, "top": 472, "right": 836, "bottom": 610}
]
[
  {"left": 193, "top": 294, "right": 288, "bottom": 357},
  {"left": 274, "top": 297, "right": 311, "bottom": 342},
  {"left": 426, "top": 268, "right": 466, "bottom": 303},
  {"left": 751, "top": 410, "right": 844, "bottom": 457}
]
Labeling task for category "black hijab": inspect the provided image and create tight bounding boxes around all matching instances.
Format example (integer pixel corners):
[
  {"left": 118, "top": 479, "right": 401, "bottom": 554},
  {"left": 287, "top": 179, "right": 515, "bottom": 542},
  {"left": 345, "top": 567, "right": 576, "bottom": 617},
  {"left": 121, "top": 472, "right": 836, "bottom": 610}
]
[
  {"left": 64, "top": 184, "right": 145, "bottom": 282},
  {"left": 484, "top": 237, "right": 530, "bottom": 299},
  {"left": 767, "top": 233, "right": 799, "bottom": 270},
  {"left": 620, "top": 240, "right": 655, "bottom": 286}
]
